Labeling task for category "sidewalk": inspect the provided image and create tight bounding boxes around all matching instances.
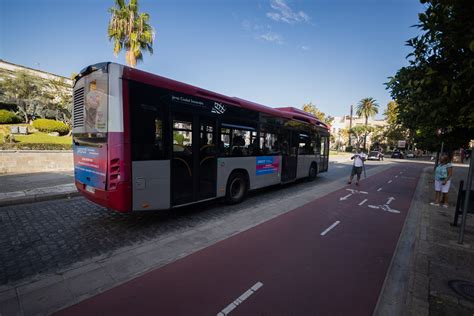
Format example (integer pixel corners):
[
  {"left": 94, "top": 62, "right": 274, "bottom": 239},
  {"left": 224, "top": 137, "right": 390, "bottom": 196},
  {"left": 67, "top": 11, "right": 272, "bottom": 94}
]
[
  {"left": 0, "top": 171, "right": 78, "bottom": 206},
  {"left": 376, "top": 164, "right": 474, "bottom": 315}
]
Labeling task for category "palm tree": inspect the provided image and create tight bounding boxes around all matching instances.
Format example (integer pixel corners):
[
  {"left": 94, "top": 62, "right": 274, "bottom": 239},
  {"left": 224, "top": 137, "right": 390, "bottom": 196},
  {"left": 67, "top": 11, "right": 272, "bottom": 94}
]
[
  {"left": 108, "top": 0, "right": 155, "bottom": 68},
  {"left": 356, "top": 97, "right": 379, "bottom": 149}
]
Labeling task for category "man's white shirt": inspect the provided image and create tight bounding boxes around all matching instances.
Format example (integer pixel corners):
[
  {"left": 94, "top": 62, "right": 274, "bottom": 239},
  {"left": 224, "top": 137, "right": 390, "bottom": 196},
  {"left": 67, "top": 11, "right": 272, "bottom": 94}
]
[{"left": 353, "top": 153, "right": 366, "bottom": 167}]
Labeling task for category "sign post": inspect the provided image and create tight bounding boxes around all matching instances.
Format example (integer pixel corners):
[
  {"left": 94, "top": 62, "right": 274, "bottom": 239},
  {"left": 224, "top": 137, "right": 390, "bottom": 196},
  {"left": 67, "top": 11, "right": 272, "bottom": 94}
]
[{"left": 459, "top": 147, "right": 474, "bottom": 244}]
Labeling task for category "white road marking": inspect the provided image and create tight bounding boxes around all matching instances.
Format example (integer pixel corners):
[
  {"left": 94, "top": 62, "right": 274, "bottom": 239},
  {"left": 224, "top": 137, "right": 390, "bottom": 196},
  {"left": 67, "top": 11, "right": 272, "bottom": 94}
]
[
  {"left": 346, "top": 189, "right": 368, "bottom": 194},
  {"left": 388, "top": 180, "right": 393, "bottom": 184},
  {"left": 359, "top": 199, "right": 368, "bottom": 206},
  {"left": 395, "top": 175, "right": 399, "bottom": 178},
  {"left": 377, "top": 188, "right": 382, "bottom": 192},
  {"left": 217, "top": 282, "right": 264, "bottom": 316},
  {"left": 340, "top": 194, "right": 352, "bottom": 201},
  {"left": 321, "top": 221, "right": 340, "bottom": 236},
  {"left": 368, "top": 204, "right": 400, "bottom": 214},
  {"left": 386, "top": 197, "right": 395, "bottom": 205}
]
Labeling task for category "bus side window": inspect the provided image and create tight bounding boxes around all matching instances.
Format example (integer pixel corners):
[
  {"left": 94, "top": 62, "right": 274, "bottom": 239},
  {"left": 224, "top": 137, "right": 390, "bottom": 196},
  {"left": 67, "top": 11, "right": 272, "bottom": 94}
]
[{"left": 220, "top": 128, "right": 231, "bottom": 156}]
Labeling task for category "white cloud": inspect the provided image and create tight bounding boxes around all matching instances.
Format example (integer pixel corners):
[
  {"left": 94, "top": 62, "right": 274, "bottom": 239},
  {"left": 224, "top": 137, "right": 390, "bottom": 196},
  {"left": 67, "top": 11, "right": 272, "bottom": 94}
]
[
  {"left": 301, "top": 45, "right": 310, "bottom": 51},
  {"left": 267, "top": 0, "right": 310, "bottom": 24},
  {"left": 258, "top": 32, "right": 284, "bottom": 44}
]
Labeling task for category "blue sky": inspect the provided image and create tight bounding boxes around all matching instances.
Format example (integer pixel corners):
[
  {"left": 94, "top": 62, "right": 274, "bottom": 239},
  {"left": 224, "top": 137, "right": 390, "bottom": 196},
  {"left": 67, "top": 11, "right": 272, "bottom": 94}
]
[{"left": 0, "top": 0, "right": 425, "bottom": 118}]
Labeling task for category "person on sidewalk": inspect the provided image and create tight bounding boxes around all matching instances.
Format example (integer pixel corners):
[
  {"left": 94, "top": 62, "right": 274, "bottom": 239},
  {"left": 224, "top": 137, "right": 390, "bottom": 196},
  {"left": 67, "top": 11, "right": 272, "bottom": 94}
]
[
  {"left": 348, "top": 148, "right": 366, "bottom": 186},
  {"left": 430, "top": 154, "right": 453, "bottom": 208}
]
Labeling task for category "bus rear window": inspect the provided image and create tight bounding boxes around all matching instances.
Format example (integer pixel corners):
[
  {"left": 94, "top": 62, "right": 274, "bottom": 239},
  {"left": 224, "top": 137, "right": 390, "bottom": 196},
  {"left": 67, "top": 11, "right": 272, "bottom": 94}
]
[{"left": 84, "top": 69, "right": 108, "bottom": 133}]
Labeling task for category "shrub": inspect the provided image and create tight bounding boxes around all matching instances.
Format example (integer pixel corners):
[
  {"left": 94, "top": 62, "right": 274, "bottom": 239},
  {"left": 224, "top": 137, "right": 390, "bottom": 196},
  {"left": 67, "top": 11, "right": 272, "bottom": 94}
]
[
  {"left": 32, "top": 119, "right": 70, "bottom": 136},
  {"left": 345, "top": 145, "right": 354, "bottom": 153},
  {"left": 0, "top": 143, "right": 72, "bottom": 150},
  {"left": 0, "top": 110, "right": 21, "bottom": 124}
]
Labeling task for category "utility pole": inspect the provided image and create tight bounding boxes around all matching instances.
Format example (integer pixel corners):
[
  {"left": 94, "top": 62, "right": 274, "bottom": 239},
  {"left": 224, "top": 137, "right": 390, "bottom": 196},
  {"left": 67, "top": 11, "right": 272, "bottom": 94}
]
[{"left": 348, "top": 104, "right": 353, "bottom": 147}]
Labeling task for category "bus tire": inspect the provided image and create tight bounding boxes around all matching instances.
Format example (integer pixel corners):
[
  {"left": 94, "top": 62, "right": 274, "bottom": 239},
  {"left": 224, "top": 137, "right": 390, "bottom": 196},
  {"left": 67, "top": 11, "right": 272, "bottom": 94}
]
[
  {"left": 225, "top": 171, "right": 248, "bottom": 204},
  {"left": 308, "top": 162, "right": 318, "bottom": 181}
]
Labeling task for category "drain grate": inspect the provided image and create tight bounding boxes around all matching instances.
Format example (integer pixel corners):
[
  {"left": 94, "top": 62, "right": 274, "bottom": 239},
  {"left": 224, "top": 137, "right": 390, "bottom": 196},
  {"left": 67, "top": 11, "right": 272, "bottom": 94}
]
[{"left": 448, "top": 280, "right": 474, "bottom": 302}]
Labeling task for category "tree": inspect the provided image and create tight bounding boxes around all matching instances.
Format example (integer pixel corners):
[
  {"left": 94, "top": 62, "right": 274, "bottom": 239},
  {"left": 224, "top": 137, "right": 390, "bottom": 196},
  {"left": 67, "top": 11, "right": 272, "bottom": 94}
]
[
  {"left": 336, "top": 128, "right": 350, "bottom": 151},
  {"left": 302, "top": 102, "right": 333, "bottom": 125},
  {"left": 0, "top": 71, "right": 72, "bottom": 124},
  {"left": 108, "top": 0, "right": 155, "bottom": 68},
  {"left": 350, "top": 125, "right": 374, "bottom": 150},
  {"left": 47, "top": 78, "right": 73, "bottom": 125},
  {"left": 356, "top": 97, "right": 379, "bottom": 149},
  {"left": 382, "top": 100, "right": 408, "bottom": 149},
  {"left": 384, "top": 100, "right": 399, "bottom": 125},
  {"left": 386, "top": 0, "right": 474, "bottom": 151},
  {"left": 0, "top": 71, "right": 46, "bottom": 123}
]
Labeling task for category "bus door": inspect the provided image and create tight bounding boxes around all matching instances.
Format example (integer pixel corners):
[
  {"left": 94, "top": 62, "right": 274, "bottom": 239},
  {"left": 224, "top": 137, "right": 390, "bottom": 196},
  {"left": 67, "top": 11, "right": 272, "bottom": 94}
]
[
  {"left": 198, "top": 119, "right": 217, "bottom": 200},
  {"left": 171, "top": 114, "right": 217, "bottom": 206},
  {"left": 319, "top": 134, "right": 329, "bottom": 172},
  {"left": 281, "top": 130, "right": 298, "bottom": 182}
]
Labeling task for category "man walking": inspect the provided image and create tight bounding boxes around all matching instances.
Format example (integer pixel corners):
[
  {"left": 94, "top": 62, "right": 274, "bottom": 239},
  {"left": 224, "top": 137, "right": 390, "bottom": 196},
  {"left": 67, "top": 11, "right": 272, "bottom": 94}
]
[{"left": 348, "top": 148, "right": 366, "bottom": 186}]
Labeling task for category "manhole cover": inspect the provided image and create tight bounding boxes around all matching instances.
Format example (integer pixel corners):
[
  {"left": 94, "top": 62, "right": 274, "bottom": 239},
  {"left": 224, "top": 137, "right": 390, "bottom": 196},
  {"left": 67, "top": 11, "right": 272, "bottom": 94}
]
[{"left": 448, "top": 280, "right": 474, "bottom": 302}]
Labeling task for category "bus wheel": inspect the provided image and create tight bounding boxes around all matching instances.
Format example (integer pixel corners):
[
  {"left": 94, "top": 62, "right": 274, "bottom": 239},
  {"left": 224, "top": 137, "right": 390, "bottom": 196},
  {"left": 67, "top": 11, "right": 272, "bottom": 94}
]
[
  {"left": 308, "top": 163, "right": 317, "bottom": 181},
  {"left": 226, "top": 172, "right": 248, "bottom": 204}
]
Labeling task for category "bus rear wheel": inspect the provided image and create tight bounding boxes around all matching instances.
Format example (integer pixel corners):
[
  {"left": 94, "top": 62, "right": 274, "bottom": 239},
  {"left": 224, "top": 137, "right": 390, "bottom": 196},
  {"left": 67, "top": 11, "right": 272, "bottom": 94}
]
[{"left": 225, "top": 172, "right": 248, "bottom": 204}]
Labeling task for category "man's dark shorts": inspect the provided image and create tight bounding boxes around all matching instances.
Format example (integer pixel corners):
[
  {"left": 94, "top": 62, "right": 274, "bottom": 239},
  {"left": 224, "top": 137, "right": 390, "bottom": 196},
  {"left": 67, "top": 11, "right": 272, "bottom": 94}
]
[{"left": 351, "top": 166, "right": 362, "bottom": 177}]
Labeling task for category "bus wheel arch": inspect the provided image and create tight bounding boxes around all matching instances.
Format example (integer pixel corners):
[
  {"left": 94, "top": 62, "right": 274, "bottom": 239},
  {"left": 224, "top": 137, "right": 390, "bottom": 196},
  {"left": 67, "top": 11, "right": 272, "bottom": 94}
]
[
  {"left": 225, "top": 169, "right": 249, "bottom": 204},
  {"left": 308, "top": 162, "right": 318, "bottom": 181}
]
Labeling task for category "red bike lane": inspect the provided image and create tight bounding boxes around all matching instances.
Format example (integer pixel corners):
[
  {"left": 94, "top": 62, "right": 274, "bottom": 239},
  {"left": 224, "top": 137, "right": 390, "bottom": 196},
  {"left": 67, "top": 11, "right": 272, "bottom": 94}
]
[{"left": 57, "top": 163, "right": 423, "bottom": 316}]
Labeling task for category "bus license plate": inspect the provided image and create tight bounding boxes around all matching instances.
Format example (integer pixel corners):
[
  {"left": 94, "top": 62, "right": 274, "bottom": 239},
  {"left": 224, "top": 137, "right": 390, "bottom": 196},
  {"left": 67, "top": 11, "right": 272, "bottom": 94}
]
[{"left": 85, "top": 185, "right": 95, "bottom": 194}]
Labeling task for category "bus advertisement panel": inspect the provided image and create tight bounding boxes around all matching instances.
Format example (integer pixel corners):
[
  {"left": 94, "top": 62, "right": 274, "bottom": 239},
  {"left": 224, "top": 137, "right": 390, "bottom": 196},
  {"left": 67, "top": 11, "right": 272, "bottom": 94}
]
[
  {"left": 73, "top": 145, "right": 107, "bottom": 190},
  {"left": 256, "top": 156, "right": 280, "bottom": 176}
]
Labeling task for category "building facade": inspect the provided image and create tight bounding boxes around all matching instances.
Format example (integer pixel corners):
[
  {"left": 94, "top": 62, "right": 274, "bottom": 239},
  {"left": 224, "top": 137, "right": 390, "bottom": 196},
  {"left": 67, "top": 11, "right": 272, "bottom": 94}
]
[{"left": 331, "top": 115, "right": 387, "bottom": 150}]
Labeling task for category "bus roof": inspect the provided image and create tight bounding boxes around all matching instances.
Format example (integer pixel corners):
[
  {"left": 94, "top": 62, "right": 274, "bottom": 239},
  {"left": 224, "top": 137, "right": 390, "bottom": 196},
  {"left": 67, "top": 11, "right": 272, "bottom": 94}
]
[{"left": 89, "top": 62, "right": 329, "bottom": 130}]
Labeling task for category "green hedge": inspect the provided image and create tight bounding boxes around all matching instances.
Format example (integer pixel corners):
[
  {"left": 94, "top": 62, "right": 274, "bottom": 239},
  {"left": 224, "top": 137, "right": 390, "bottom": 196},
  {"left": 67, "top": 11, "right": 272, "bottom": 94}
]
[
  {"left": 32, "top": 119, "right": 70, "bottom": 136},
  {"left": 0, "top": 110, "right": 21, "bottom": 124},
  {"left": 0, "top": 143, "right": 72, "bottom": 150}
]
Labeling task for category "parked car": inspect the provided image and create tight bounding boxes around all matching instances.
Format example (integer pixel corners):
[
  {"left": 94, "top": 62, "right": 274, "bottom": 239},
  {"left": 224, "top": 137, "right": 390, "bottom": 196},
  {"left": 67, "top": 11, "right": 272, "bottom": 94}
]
[
  {"left": 405, "top": 151, "right": 415, "bottom": 158},
  {"left": 391, "top": 150, "right": 404, "bottom": 159},
  {"left": 368, "top": 151, "right": 383, "bottom": 161}
]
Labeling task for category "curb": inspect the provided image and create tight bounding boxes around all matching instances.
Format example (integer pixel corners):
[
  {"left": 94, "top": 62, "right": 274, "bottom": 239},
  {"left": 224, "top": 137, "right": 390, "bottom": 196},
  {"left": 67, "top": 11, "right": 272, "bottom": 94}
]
[{"left": 0, "top": 191, "right": 81, "bottom": 207}]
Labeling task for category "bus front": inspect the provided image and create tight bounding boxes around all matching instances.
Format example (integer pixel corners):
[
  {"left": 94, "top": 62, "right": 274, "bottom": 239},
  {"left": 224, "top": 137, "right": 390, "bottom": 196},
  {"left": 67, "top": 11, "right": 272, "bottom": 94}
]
[{"left": 72, "top": 63, "right": 131, "bottom": 212}]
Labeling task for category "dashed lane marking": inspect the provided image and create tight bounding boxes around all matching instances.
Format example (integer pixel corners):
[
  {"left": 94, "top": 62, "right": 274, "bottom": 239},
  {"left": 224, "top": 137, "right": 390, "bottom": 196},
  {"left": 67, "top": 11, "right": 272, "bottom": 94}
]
[
  {"left": 217, "top": 282, "right": 264, "bottom": 316},
  {"left": 386, "top": 197, "right": 395, "bottom": 205},
  {"left": 321, "top": 221, "right": 341, "bottom": 236},
  {"left": 359, "top": 199, "right": 368, "bottom": 206},
  {"left": 377, "top": 188, "right": 382, "bottom": 192},
  {"left": 388, "top": 180, "right": 392, "bottom": 184}
]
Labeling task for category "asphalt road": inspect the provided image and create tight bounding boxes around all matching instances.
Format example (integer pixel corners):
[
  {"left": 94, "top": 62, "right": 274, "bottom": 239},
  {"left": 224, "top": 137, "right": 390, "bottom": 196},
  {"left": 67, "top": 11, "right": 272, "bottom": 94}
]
[
  {"left": 57, "top": 163, "right": 423, "bottom": 315},
  {"left": 0, "top": 160, "right": 380, "bottom": 286}
]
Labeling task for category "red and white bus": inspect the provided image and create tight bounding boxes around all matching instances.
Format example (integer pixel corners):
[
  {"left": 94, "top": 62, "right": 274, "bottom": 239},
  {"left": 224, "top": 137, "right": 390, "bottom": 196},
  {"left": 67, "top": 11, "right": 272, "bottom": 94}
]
[{"left": 72, "top": 63, "right": 330, "bottom": 212}]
